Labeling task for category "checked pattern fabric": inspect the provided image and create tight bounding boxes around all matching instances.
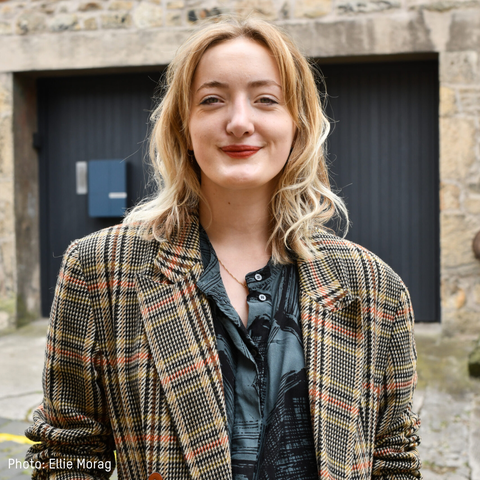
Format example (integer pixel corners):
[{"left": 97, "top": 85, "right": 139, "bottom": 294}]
[{"left": 25, "top": 215, "right": 421, "bottom": 480}]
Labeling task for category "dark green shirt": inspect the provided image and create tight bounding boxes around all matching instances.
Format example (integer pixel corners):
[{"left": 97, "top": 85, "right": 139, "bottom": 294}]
[{"left": 197, "top": 227, "right": 318, "bottom": 480}]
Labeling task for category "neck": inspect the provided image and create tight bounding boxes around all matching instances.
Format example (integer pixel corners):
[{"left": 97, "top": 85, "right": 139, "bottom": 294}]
[{"left": 199, "top": 184, "right": 273, "bottom": 251}]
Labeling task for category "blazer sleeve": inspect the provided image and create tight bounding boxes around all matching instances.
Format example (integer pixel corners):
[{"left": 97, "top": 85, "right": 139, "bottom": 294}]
[
  {"left": 25, "top": 241, "right": 115, "bottom": 480},
  {"left": 372, "top": 286, "right": 422, "bottom": 479}
]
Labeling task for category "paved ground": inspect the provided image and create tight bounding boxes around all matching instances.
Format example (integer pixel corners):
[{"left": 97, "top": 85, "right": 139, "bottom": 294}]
[
  {"left": 1, "top": 319, "right": 479, "bottom": 479},
  {"left": 414, "top": 324, "right": 480, "bottom": 480}
]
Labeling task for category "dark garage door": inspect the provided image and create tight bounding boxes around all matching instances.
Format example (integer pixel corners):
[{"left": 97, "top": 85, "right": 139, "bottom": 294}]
[
  {"left": 320, "top": 61, "right": 439, "bottom": 322},
  {"left": 38, "top": 62, "right": 439, "bottom": 321}
]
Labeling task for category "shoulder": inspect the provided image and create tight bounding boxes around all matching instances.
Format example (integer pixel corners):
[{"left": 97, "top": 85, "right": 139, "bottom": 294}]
[
  {"left": 63, "top": 222, "right": 159, "bottom": 280},
  {"left": 308, "top": 231, "right": 408, "bottom": 301}
]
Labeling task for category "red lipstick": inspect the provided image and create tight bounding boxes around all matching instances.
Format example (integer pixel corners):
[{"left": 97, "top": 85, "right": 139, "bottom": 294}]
[{"left": 220, "top": 145, "right": 261, "bottom": 158}]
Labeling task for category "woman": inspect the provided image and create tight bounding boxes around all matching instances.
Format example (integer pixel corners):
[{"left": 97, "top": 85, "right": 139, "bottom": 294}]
[{"left": 26, "top": 16, "right": 421, "bottom": 480}]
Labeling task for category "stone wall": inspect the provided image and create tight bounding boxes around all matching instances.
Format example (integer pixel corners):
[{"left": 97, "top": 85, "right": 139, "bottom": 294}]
[
  {"left": 439, "top": 50, "right": 480, "bottom": 336},
  {"left": 0, "top": 73, "right": 17, "bottom": 331},
  {"left": 0, "top": 0, "right": 479, "bottom": 331},
  {"left": 13, "top": 75, "right": 40, "bottom": 326}
]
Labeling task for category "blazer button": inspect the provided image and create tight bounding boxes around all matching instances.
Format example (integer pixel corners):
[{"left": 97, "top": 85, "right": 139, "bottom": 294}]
[{"left": 149, "top": 473, "right": 163, "bottom": 480}]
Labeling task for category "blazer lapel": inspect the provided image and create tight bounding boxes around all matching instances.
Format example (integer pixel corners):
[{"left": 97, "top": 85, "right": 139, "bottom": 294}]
[
  {"left": 135, "top": 218, "right": 231, "bottom": 480},
  {"left": 298, "top": 245, "right": 364, "bottom": 480}
]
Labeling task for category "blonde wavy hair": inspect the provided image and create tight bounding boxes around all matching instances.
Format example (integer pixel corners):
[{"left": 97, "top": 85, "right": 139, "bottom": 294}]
[{"left": 124, "top": 15, "right": 349, "bottom": 263}]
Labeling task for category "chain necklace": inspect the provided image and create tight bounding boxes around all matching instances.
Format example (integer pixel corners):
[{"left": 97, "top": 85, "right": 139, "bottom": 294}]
[{"left": 217, "top": 256, "right": 248, "bottom": 289}]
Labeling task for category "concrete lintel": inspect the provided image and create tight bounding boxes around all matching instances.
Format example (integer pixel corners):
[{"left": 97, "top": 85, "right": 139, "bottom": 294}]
[
  {"left": 1, "top": 28, "right": 192, "bottom": 74},
  {"left": 447, "top": 9, "right": 480, "bottom": 52},
  {"left": 0, "top": 11, "right": 441, "bottom": 74}
]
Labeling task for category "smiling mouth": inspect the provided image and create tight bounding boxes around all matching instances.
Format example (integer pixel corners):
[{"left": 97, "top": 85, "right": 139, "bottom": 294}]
[{"left": 220, "top": 145, "right": 261, "bottom": 158}]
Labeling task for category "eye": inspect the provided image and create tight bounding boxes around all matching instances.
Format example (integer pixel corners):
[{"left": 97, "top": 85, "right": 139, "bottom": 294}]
[
  {"left": 257, "top": 97, "right": 278, "bottom": 105},
  {"left": 200, "top": 96, "right": 221, "bottom": 105}
]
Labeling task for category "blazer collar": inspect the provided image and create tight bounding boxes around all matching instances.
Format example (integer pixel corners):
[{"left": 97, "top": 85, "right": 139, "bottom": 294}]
[
  {"left": 151, "top": 214, "right": 204, "bottom": 283},
  {"left": 298, "top": 232, "right": 356, "bottom": 312},
  {"left": 149, "top": 217, "right": 355, "bottom": 312}
]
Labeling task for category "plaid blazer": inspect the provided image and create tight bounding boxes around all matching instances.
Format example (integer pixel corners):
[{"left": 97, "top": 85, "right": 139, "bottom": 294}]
[{"left": 26, "top": 215, "right": 421, "bottom": 480}]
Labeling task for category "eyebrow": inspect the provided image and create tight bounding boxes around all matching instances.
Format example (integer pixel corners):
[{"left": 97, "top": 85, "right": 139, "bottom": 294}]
[{"left": 196, "top": 79, "right": 281, "bottom": 93}]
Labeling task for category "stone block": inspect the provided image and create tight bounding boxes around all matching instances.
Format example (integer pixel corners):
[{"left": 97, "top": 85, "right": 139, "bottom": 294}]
[
  {"left": 280, "top": 0, "right": 289, "bottom": 18},
  {"left": 458, "top": 87, "right": 480, "bottom": 114},
  {"left": 0, "top": 73, "right": 13, "bottom": 114},
  {"left": 439, "top": 86, "right": 457, "bottom": 116},
  {"left": 422, "top": 9, "right": 452, "bottom": 52},
  {"left": 295, "top": 0, "right": 331, "bottom": 17},
  {"left": 307, "top": 12, "right": 432, "bottom": 57},
  {"left": 167, "top": 0, "right": 184, "bottom": 8},
  {"left": 440, "top": 182, "right": 461, "bottom": 210},
  {"left": 447, "top": 9, "right": 480, "bottom": 52},
  {"left": 1, "top": 5, "right": 13, "bottom": 18},
  {"left": 441, "top": 213, "right": 477, "bottom": 268},
  {"left": 166, "top": 10, "right": 182, "bottom": 26},
  {"left": 441, "top": 277, "right": 468, "bottom": 310},
  {"left": 78, "top": 2, "right": 102, "bottom": 11},
  {"left": 101, "top": 12, "right": 132, "bottom": 28},
  {"left": 440, "top": 117, "right": 476, "bottom": 180},
  {"left": 40, "top": 4, "right": 56, "bottom": 14},
  {"left": 474, "top": 284, "right": 480, "bottom": 305},
  {"left": 0, "top": 176, "right": 13, "bottom": 214},
  {"left": 0, "top": 130, "right": 13, "bottom": 178},
  {"left": 15, "top": 10, "right": 47, "bottom": 34},
  {"left": 49, "top": 13, "right": 79, "bottom": 31},
  {"left": 108, "top": 1, "right": 133, "bottom": 10},
  {"left": 0, "top": 184, "right": 16, "bottom": 321},
  {"left": 413, "top": 0, "right": 457, "bottom": 12},
  {"left": 235, "top": 0, "right": 277, "bottom": 20},
  {"left": 0, "top": 21, "right": 12, "bottom": 34},
  {"left": 440, "top": 51, "right": 478, "bottom": 84},
  {"left": 283, "top": 22, "right": 316, "bottom": 55},
  {"left": 82, "top": 16, "right": 98, "bottom": 29},
  {"left": 188, "top": 6, "right": 223, "bottom": 22},
  {"left": 465, "top": 195, "right": 480, "bottom": 214},
  {"left": 132, "top": 2, "right": 163, "bottom": 28},
  {"left": 0, "top": 76, "right": 13, "bottom": 180},
  {"left": 337, "top": 0, "right": 399, "bottom": 14},
  {"left": 468, "top": 179, "right": 480, "bottom": 195}
]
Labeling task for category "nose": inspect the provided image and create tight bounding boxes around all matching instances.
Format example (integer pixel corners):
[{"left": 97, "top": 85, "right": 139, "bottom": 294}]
[{"left": 226, "top": 97, "right": 254, "bottom": 138}]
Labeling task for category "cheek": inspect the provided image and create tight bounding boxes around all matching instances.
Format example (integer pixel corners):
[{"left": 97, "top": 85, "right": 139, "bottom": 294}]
[
  {"left": 190, "top": 118, "right": 217, "bottom": 148},
  {"left": 276, "top": 123, "right": 296, "bottom": 152},
  {"left": 272, "top": 115, "right": 296, "bottom": 145}
]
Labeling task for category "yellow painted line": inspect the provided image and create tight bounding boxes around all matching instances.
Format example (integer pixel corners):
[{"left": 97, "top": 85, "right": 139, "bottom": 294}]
[{"left": 0, "top": 433, "right": 36, "bottom": 445}]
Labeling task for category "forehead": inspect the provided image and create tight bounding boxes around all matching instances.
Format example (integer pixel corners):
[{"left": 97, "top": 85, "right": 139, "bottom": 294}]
[{"left": 192, "top": 37, "right": 281, "bottom": 86}]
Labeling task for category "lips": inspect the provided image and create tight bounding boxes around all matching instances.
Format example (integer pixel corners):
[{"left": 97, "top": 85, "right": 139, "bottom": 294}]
[{"left": 220, "top": 145, "right": 261, "bottom": 158}]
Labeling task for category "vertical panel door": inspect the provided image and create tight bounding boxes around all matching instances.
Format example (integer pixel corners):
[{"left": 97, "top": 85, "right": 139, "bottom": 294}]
[{"left": 321, "top": 61, "right": 439, "bottom": 322}]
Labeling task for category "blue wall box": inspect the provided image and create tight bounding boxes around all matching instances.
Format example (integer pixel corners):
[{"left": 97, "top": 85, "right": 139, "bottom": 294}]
[{"left": 88, "top": 159, "right": 127, "bottom": 217}]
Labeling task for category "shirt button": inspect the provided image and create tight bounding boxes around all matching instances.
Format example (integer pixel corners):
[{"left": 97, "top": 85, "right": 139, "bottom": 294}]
[
  {"left": 254, "top": 273, "right": 262, "bottom": 281},
  {"left": 258, "top": 294, "right": 267, "bottom": 301}
]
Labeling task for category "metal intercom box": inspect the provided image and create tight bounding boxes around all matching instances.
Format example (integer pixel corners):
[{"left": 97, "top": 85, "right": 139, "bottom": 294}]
[{"left": 88, "top": 160, "right": 127, "bottom": 217}]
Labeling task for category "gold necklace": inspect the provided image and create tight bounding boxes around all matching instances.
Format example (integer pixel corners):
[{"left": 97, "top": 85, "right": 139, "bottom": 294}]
[{"left": 217, "top": 256, "right": 248, "bottom": 289}]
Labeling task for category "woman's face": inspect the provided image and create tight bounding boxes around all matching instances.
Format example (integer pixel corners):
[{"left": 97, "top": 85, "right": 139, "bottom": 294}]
[{"left": 189, "top": 38, "right": 296, "bottom": 195}]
